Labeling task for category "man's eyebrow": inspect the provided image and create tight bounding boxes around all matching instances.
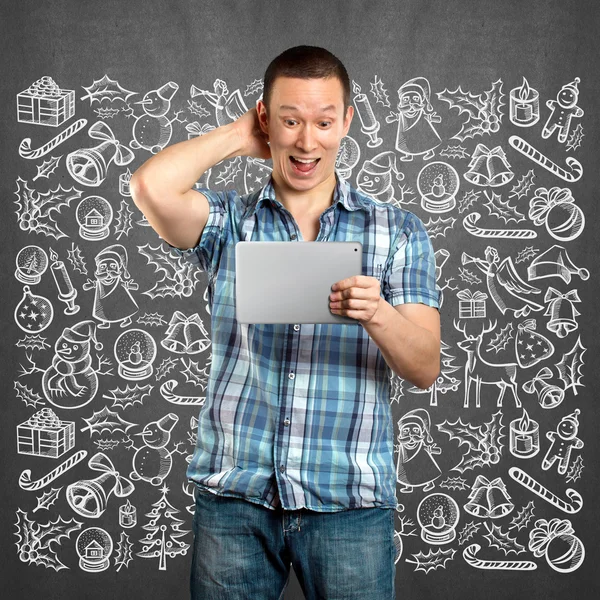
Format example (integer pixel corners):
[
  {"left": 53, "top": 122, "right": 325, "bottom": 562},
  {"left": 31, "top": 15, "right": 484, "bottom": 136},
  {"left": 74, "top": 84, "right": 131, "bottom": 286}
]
[{"left": 278, "top": 104, "right": 337, "bottom": 114}]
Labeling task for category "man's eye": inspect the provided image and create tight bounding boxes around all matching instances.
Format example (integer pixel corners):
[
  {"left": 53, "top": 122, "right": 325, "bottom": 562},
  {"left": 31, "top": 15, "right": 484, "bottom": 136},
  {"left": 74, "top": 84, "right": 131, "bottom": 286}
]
[
  {"left": 285, "top": 120, "right": 297, "bottom": 126},
  {"left": 319, "top": 122, "right": 331, "bottom": 127}
]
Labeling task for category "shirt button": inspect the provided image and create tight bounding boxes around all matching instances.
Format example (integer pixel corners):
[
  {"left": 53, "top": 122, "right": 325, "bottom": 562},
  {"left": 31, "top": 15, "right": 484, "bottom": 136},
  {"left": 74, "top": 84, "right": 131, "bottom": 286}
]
[
  {"left": 284, "top": 418, "right": 290, "bottom": 426},
  {"left": 294, "top": 324, "right": 300, "bottom": 331},
  {"left": 279, "top": 465, "right": 286, "bottom": 473},
  {"left": 290, "top": 233, "right": 297, "bottom": 240},
  {"left": 289, "top": 372, "right": 295, "bottom": 379}
]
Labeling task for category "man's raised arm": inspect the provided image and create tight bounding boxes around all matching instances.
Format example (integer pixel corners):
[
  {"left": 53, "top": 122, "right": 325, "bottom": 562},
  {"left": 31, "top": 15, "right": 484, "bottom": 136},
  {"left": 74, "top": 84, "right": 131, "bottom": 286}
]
[{"left": 130, "top": 108, "right": 270, "bottom": 250}]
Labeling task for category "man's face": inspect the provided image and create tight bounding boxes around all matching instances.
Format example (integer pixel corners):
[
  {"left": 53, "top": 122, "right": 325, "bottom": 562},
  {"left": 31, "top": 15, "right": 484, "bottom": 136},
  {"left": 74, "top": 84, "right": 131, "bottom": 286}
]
[{"left": 257, "top": 76, "right": 353, "bottom": 194}]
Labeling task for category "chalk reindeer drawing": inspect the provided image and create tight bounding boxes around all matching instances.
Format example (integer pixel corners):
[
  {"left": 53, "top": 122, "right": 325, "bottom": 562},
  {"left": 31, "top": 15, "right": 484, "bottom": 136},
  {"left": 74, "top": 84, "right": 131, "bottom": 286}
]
[{"left": 454, "top": 319, "right": 521, "bottom": 409}]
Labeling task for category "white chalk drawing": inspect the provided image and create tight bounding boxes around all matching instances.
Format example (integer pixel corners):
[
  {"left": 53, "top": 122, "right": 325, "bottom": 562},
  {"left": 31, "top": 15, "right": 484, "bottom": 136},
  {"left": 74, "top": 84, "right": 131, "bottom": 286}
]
[
  {"left": 566, "top": 123, "right": 584, "bottom": 151},
  {"left": 509, "top": 78, "right": 540, "bottom": 127},
  {"left": 463, "top": 544, "right": 537, "bottom": 570},
  {"left": 114, "top": 329, "right": 157, "bottom": 380},
  {"left": 509, "top": 169, "right": 536, "bottom": 199},
  {"left": 541, "top": 78, "right": 583, "bottom": 143},
  {"left": 385, "top": 77, "right": 442, "bottom": 161},
  {"left": 352, "top": 80, "right": 383, "bottom": 147},
  {"left": 130, "top": 82, "right": 186, "bottom": 154},
  {"left": 190, "top": 79, "right": 248, "bottom": 127},
  {"left": 137, "top": 484, "right": 190, "bottom": 570},
  {"left": 114, "top": 531, "right": 135, "bottom": 571},
  {"left": 67, "top": 121, "right": 135, "bottom": 187},
  {"left": 33, "top": 486, "right": 63, "bottom": 513},
  {"left": 508, "top": 135, "right": 583, "bottom": 182},
  {"left": 464, "top": 145, "right": 514, "bottom": 187},
  {"left": 160, "top": 379, "right": 206, "bottom": 405},
  {"left": 17, "top": 408, "right": 75, "bottom": 459},
  {"left": 81, "top": 74, "right": 137, "bottom": 105},
  {"left": 454, "top": 320, "right": 521, "bottom": 408},
  {"left": 457, "top": 289, "right": 487, "bottom": 319},
  {"left": 66, "top": 452, "right": 134, "bottom": 518},
  {"left": 555, "top": 336, "right": 586, "bottom": 395},
  {"left": 514, "top": 319, "right": 554, "bottom": 368},
  {"left": 19, "top": 118, "right": 87, "bottom": 160},
  {"left": 356, "top": 151, "right": 404, "bottom": 202},
  {"left": 119, "top": 499, "right": 137, "bottom": 528},
  {"left": 76, "top": 527, "right": 114, "bottom": 572},
  {"left": 161, "top": 312, "right": 210, "bottom": 354},
  {"left": 15, "top": 509, "right": 82, "bottom": 570},
  {"left": 395, "top": 409, "right": 442, "bottom": 493},
  {"left": 509, "top": 501, "right": 536, "bottom": 531},
  {"left": 75, "top": 195, "right": 113, "bottom": 240},
  {"left": 335, "top": 135, "right": 361, "bottom": 179},
  {"left": 464, "top": 476, "right": 514, "bottom": 519},
  {"left": 416, "top": 493, "right": 460, "bottom": 544},
  {"left": 19, "top": 450, "right": 88, "bottom": 491},
  {"left": 48, "top": 248, "right": 80, "bottom": 315},
  {"left": 527, "top": 245, "right": 589, "bottom": 284},
  {"left": 541, "top": 409, "right": 584, "bottom": 475},
  {"left": 127, "top": 414, "right": 185, "bottom": 485},
  {"left": 17, "top": 76, "right": 75, "bottom": 127},
  {"left": 405, "top": 548, "right": 456, "bottom": 573},
  {"left": 417, "top": 161, "right": 459, "bottom": 212},
  {"left": 509, "top": 408, "right": 540, "bottom": 459},
  {"left": 509, "top": 467, "right": 583, "bottom": 514},
  {"left": 544, "top": 287, "right": 581, "bottom": 337},
  {"left": 529, "top": 518, "right": 584, "bottom": 573},
  {"left": 529, "top": 187, "right": 585, "bottom": 241},
  {"left": 15, "top": 286, "right": 54, "bottom": 333},
  {"left": 523, "top": 366, "right": 565, "bottom": 409},
  {"left": 15, "top": 246, "right": 48, "bottom": 284}
]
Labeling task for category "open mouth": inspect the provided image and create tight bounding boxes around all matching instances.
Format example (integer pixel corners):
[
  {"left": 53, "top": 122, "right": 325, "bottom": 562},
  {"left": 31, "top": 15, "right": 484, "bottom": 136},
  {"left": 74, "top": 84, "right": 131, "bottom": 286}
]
[{"left": 290, "top": 156, "right": 320, "bottom": 175}]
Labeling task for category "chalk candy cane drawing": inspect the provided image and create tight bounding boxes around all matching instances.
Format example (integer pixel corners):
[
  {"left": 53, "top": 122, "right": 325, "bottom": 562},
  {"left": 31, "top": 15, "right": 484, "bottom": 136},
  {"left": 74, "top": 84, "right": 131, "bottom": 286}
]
[
  {"left": 508, "top": 135, "right": 583, "bottom": 182},
  {"left": 463, "top": 213, "right": 537, "bottom": 238},
  {"left": 508, "top": 467, "right": 583, "bottom": 514},
  {"left": 19, "top": 450, "right": 88, "bottom": 491},
  {"left": 463, "top": 544, "right": 537, "bottom": 570},
  {"left": 19, "top": 118, "right": 88, "bottom": 159}
]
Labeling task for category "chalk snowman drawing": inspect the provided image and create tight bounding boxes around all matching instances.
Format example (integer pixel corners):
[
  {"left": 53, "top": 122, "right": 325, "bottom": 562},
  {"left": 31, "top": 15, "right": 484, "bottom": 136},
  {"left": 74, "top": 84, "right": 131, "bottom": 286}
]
[{"left": 11, "top": 69, "right": 591, "bottom": 581}]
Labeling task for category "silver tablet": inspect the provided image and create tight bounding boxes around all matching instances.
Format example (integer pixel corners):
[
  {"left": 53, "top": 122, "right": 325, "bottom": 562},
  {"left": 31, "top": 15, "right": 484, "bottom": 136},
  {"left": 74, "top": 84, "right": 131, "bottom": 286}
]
[{"left": 235, "top": 241, "right": 363, "bottom": 324}]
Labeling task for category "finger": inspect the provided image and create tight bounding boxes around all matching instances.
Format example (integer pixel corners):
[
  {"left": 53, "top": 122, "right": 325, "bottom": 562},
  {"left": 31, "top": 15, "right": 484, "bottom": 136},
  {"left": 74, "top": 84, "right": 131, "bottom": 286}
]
[
  {"left": 330, "top": 298, "right": 372, "bottom": 312},
  {"left": 331, "top": 276, "right": 373, "bottom": 291}
]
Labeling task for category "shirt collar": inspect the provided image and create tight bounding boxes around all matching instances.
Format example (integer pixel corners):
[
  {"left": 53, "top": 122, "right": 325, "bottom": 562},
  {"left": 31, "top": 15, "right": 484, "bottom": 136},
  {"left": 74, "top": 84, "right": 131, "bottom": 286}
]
[{"left": 249, "top": 169, "right": 372, "bottom": 217}]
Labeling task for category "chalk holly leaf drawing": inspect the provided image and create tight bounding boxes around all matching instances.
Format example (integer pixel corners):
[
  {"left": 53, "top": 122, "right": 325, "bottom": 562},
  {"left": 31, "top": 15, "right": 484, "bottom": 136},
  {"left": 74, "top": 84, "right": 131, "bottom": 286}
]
[
  {"left": 486, "top": 322, "right": 514, "bottom": 353},
  {"left": 114, "top": 531, "right": 134, "bottom": 572},
  {"left": 14, "top": 178, "right": 82, "bottom": 239},
  {"left": 102, "top": 384, "right": 153, "bottom": 409},
  {"left": 32, "top": 156, "right": 61, "bottom": 182},
  {"left": 16, "top": 335, "right": 50, "bottom": 351},
  {"left": 509, "top": 501, "right": 536, "bottom": 531},
  {"left": 244, "top": 79, "right": 263, "bottom": 96},
  {"left": 114, "top": 199, "right": 134, "bottom": 240},
  {"left": 483, "top": 523, "right": 525, "bottom": 555},
  {"left": 32, "top": 487, "right": 62, "bottom": 513},
  {"left": 439, "top": 476, "right": 469, "bottom": 491},
  {"left": 423, "top": 215, "right": 456, "bottom": 238},
  {"left": 566, "top": 455, "right": 584, "bottom": 483},
  {"left": 14, "top": 381, "right": 45, "bottom": 408},
  {"left": 80, "top": 406, "right": 137, "bottom": 436},
  {"left": 14, "top": 509, "right": 82, "bottom": 571},
  {"left": 370, "top": 75, "right": 390, "bottom": 107},
  {"left": 137, "top": 312, "right": 167, "bottom": 327},
  {"left": 483, "top": 191, "right": 524, "bottom": 223},
  {"left": 515, "top": 246, "right": 538, "bottom": 264},
  {"left": 440, "top": 145, "right": 469, "bottom": 159},
  {"left": 458, "top": 521, "right": 481, "bottom": 545},
  {"left": 80, "top": 74, "right": 137, "bottom": 104},
  {"left": 509, "top": 169, "right": 536, "bottom": 199},
  {"left": 94, "top": 438, "right": 121, "bottom": 451},
  {"left": 156, "top": 357, "right": 179, "bottom": 381},
  {"left": 566, "top": 123, "right": 584, "bottom": 151},
  {"left": 556, "top": 336, "right": 586, "bottom": 395},
  {"left": 405, "top": 548, "right": 456, "bottom": 574},
  {"left": 67, "top": 242, "right": 88, "bottom": 275},
  {"left": 215, "top": 156, "right": 243, "bottom": 186},
  {"left": 180, "top": 359, "right": 210, "bottom": 388}
]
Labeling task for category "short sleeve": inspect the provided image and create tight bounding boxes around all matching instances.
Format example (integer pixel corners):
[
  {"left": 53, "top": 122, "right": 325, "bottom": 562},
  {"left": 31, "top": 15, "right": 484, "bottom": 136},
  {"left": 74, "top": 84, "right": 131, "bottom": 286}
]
[
  {"left": 167, "top": 188, "right": 229, "bottom": 276},
  {"left": 383, "top": 212, "right": 441, "bottom": 309}
]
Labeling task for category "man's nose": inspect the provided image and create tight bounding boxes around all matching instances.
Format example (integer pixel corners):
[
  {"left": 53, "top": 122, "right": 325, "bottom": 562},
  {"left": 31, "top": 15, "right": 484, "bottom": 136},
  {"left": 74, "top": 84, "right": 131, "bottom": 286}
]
[{"left": 295, "top": 125, "right": 317, "bottom": 152}]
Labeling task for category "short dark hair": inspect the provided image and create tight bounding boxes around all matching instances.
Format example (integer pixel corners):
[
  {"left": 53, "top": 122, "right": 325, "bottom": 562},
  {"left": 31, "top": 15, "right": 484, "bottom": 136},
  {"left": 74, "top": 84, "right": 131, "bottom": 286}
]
[{"left": 263, "top": 45, "right": 351, "bottom": 115}]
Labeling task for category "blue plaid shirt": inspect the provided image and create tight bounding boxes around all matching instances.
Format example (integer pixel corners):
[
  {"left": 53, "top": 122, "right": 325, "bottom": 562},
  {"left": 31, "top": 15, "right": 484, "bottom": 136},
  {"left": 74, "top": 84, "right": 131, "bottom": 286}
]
[{"left": 173, "top": 172, "right": 440, "bottom": 512}]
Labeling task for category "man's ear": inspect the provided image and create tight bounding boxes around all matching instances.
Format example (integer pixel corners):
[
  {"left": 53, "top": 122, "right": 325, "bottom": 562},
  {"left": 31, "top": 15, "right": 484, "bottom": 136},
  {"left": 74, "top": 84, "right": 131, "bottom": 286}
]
[
  {"left": 256, "top": 99, "right": 269, "bottom": 136},
  {"left": 343, "top": 105, "right": 354, "bottom": 137}
]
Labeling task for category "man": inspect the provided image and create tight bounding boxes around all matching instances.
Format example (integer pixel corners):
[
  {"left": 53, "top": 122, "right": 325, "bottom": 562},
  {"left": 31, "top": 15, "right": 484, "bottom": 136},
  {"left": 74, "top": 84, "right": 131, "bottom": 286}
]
[{"left": 131, "top": 45, "right": 441, "bottom": 600}]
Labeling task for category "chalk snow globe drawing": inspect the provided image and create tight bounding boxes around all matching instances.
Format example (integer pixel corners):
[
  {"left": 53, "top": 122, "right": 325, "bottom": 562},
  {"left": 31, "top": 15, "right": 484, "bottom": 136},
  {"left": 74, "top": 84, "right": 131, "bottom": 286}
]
[
  {"left": 417, "top": 161, "right": 460, "bottom": 213},
  {"left": 76, "top": 527, "right": 113, "bottom": 572},
  {"left": 114, "top": 328, "right": 157, "bottom": 380},
  {"left": 76, "top": 195, "right": 113, "bottom": 241},
  {"left": 417, "top": 492, "right": 460, "bottom": 544},
  {"left": 15, "top": 245, "right": 48, "bottom": 284}
]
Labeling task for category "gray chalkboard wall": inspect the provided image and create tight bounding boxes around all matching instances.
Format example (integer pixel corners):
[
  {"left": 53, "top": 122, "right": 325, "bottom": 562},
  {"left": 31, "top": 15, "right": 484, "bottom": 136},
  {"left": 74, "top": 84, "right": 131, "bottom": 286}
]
[{"left": 2, "top": 0, "right": 599, "bottom": 598}]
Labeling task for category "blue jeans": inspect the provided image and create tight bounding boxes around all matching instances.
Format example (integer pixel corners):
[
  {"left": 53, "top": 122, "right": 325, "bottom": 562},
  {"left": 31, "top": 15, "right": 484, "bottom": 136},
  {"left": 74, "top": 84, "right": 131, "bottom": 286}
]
[{"left": 190, "top": 487, "right": 397, "bottom": 599}]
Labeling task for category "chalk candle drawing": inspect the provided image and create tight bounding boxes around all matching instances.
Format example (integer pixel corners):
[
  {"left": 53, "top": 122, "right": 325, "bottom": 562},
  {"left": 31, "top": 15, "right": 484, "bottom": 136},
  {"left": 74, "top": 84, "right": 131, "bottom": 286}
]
[
  {"left": 17, "top": 408, "right": 75, "bottom": 459},
  {"left": 66, "top": 121, "right": 135, "bottom": 187},
  {"left": 529, "top": 518, "right": 585, "bottom": 573},
  {"left": 355, "top": 151, "right": 405, "bottom": 203},
  {"left": 395, "top": 408, "right": 442, "bottom": 493},
  {"left": 119, "top": 167, "right": 133, "bottom": 196},
  {"left": 114, "top": 329, "right": 157, "bottom": 380},
  {"left": 527, "top": 245, "right": 589, "bottom": 285},
  {"left": 385, "top": 76, "right": 442, "bottom": 161},
  {"left": 417, "top": 161, "right": 459, "bottom": 212},
  {"left": 75, "top": 195, "right": 113, "bottom": 240},
  {"left": 66, "top": 452, "right": 135, "bottom": 518},
  {"left": 508, "top": 135, "right": 583, "bottom": 182},
  {"left": 509, "top": 467, "right": 583, "bottom": 514},
  {"left": 416, "top": 493, "right": 460, "bottom": 544},
  {"left": 541, "top": 78, "right": 583, "bottom": 143},
  {"left": 335, "top": 135, "right": 361, "bottom": 179},
  {"left": 454, "top": 320, "right": 522, "bottom": 408},
  {"left": 523, "top": 366, "right": 565, "bottom": 409},
  {"left": 351, "top": 80, "right": 383, "bottom": 147},
  {"left": 544, "top": 287, "right": 581, "bottom": 338},
  {"left": 463, "top": 145, "right": 514, "bottom": 187},
  {"left": 48, "top": 248, "right": 80, "bottom": 315},
  {"left": 464, "top": 476, "right": 514, "bottom": 518},
  {"left": 528, "top": 187, "right": 585, "bottom": 241},
  {"left": 17, "top": 76, "right": 75, "bottom": 127},
  {"left": 541, "top": 409, "right": 583, "bottom": 474},
  {"left": 127, "top": 414, "right": 185, "bottom": 485},
  {"left": 461, "top": 248, "right": 543, "bottom": 317},
  {"left": 19, "top": 449, "right": 88, "bottom": 491},
  {"left": 190, "top": 79, "right": 248, "bottom": 126},
  {"left": 129, "top": 82, "right": 187, "bottom": 154},
  {"left": 14, "top": 286, "right": 54, "bottom": 333},
  {"left": 119, "top": 499, "right": 137, "bottom": 528},
  {"left": 509, "top": 408, "right": 540, "bottom": 458},
  {"left": 463, "top": 544, "right": 537, "bottom": 570},
  {"left": 462, "top": 212, "right": 537, "bottom": 238},
  {"left": 509, "top": 77, "right": 540, "bottom": 127},
  {"left": 83, "top": 244, "right": 139, "bottom": 328},
  {"left": 15, "top": 246, "right": 48, "bottom": 284},
  {"left": 75, "top": 527, "right": 113, "bottom": 572}
]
